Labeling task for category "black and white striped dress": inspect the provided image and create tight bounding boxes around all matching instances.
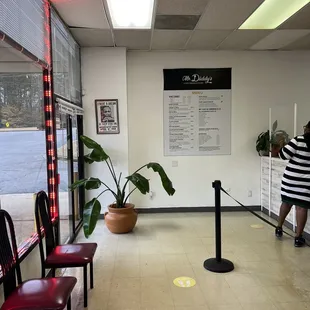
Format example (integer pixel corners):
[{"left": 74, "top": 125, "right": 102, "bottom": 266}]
[{"left": 280, "top": 135, "right": 310, "bottom": 208}]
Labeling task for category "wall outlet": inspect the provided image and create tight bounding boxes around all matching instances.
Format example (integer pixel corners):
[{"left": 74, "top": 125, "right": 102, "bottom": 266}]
[
  {"left": 172, "top": 161, "right": 178, "bottom": 167},
  {"left": 248, "top": 190, "right": 253, "bottom": 198},
  {"left": 149, "top": 191, "right": 154, "bottom": 199}
]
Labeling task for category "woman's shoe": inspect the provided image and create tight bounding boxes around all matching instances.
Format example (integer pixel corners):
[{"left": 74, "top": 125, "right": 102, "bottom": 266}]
[
  {"left": 275, "top": 226, "right": 283, "bottom": 238},
  {"left": 294, "top": 236, "right": 306, "bottom": 247}
]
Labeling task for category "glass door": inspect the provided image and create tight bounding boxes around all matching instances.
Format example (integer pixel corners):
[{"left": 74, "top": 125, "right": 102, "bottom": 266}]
[
  {"left": 56, "top": 107, "right": 73, "bottom": 243},
  {"left": 72, "top": 115, "right": 80, "bottom": 230},
  {"left": 56, "top": 102, "right": 84, "bottom": 243},
  {"left": 76, "top": 115, "right": 85, "bottom": 231}
]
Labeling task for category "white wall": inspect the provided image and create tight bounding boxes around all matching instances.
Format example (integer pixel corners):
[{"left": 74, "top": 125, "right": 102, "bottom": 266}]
[
  {"left": 127, "top": 51, "right": 310, "bottom": 208},
  {"left": 81, "top": 48, "right": 129, "bottom": 211}
]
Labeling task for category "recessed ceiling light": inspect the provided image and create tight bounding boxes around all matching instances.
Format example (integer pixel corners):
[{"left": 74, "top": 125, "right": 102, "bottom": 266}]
[
  {"left": 239, "top": 0, "right": 310, "bottom": 30},
  {"left": 106, "top": 0, "right": 155, "bottom": 29}
]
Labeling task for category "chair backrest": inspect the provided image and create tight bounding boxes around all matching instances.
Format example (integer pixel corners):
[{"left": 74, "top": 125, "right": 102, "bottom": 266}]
[
  {"left": 34, "top": 191, "right": 56, "bottom": 264},
  {"left": 0, "top": 210, "right": 22, "bottom": 299}
]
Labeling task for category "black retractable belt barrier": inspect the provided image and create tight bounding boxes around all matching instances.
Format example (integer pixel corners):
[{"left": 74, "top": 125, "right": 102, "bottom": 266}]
[
  {"left": 220, "top": 187, "right": 296, "bottom": 239},
  {"left": 203, "top": 181, "right": 234, "bottom": 273},
  {"left": 221, "top": 186, "right": 310, "bottom": 247}
]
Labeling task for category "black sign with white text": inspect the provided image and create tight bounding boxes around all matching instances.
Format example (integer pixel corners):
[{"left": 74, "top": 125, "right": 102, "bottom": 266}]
[{"left": 163, "top": 68, "right": 232, "bottom": 91}]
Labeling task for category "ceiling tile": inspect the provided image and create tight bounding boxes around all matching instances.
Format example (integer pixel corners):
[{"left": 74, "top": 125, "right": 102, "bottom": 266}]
[
  {"left": 156, "top": 0, "right": 210, "bottom": 15},
  {"left": 70, "top": 28, "right": 114, "bottom": 47},
  {"left": 187, "top": 30, "right": 232, "bottom": 49},
  {"left": 197, "top": 0, "right": 264, "bottom": 30},
  {"left": 114, "top": 30, "right": 151, "bottom": 50},
  {"left": 251, "top": 30, "right": 310, "bottom": 50},
  {"left": 51, "top": 0, "right": 110, "bottom": 29},
  {"left": 155, "top": 15, "right": 200, "bottom": 30},
  {"left": 218, "top": 30, "right": 271, "bottom": 50},
  {"left": 279, "top": 3, "right": 310, "bottom": 29},
  {"left": 282, "top": 33, "right": 310, "bottom": 50},
  {"left": 151, "top": 30, "right": 191, "bottom": 50}
]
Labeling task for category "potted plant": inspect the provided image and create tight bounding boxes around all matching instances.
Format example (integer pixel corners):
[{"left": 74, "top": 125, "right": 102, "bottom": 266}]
[
  {"left": 71, "top": 135, "right": 175, "bottom": 237},
  {"left": 256, "top": 121, "right": 289, "bottom": 157},
  {"left": 256, "top": 130, "right": 270, "bottom": 156},
  {"left": 270, "top": 121, "right": 289, "bottom": 157}
]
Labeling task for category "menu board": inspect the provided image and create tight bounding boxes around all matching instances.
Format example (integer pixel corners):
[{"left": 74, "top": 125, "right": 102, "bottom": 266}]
[{"left": 163, "top": 68, "right": 232, "bottom": 156}]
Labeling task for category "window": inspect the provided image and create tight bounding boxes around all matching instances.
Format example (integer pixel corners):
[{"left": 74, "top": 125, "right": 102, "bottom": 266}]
[
  {"left": 0, "top": 72, "right": 47, "bottom": 246},
  {"left": 51, "top": 8, "right": 81, "bottom": 105},
  {"left": 0, "top": 0, "right": 49, "bottom": 64}
]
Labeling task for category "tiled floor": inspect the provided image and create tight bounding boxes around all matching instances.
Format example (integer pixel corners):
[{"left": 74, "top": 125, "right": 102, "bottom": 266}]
[{"left": 65, "top": 212, "right": 310, "bottom": 310}]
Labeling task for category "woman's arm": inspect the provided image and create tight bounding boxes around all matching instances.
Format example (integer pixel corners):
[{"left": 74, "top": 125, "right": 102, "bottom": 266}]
[{"left": 279, "top": 137, "right": 298, "bottom": 160}]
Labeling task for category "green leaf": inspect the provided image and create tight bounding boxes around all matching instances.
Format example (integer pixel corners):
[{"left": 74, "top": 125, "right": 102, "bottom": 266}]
[
  {"left": 272, "top": 120, "right": 278, "bottom": 132},
  {"left": 84, "top": 154, "right": 94, "bottom": 164},
  {"left": 147, "top": 162, "right": 175, "bottom": 196},
  {"left": 81, "top": 135, "right": 109, "bottom": 162},
  {"left": 85, "top": 177, "right": 102, "bottom": 190},
  {"left": 127, "top": 173, "right": 150, "bottom": 195},
  {"left": 70, "top": 178, "right": 87, "bottom": 190},
  {"left": 70, "top": 177, "right": 101, "bottom": 191},
  {"left": 94, "top": 147, "right": 109, "bottom": 161},
  {"left": 256, "top": 130, "right": 270, "bottom": 153},
  {"left": 85, "top": 148, "right": 109, "bottom": 163},
  {"left": 83, "top": 198, "right": 101, "bottom": 238},
  {"left": 80, "top": 135, "right": 101, "bottom": 149}
]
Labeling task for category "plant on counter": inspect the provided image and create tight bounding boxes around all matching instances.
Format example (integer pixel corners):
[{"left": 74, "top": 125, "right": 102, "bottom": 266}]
[
  {"left": 256, "top": 120, "right": 290, "bottom": 157},
  {"left": 256, "top": 130, "right": 270, "bottom": 156},
  {"left": 71, "top": 135, "right": 175, "bottom": 237}
]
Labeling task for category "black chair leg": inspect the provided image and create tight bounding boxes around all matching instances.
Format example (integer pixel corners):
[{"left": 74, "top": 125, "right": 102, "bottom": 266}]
[
  {"left": 41, "top": 266, "right": 45, "bottom": 278},
  {"left": 52, "top": 268, "right": 56, "bottom": 277},
  {"left": 90, "top": 261, "right": 94, "bottom": 289},
  {"left": 83, "top": 265, "right": 88, "bottom": 307},
  {"left": 67, "top": 296, "right": 71, "bottom": 310}
]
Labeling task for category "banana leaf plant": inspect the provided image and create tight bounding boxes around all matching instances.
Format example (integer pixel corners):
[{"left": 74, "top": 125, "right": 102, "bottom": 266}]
[{"left": 71, "top": 135, "right": 175, "bottom": 238}]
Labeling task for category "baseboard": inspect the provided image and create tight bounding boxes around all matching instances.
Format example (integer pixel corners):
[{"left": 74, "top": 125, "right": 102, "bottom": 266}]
[
  {"left": 262, "top": 207, "right": 310, "bottom": 241},
  {"left": 98, "top": 205, "right": 261, "bottom": 218},
  {"left": 136, "top": 206, "right": 261, "bottom": 213}
]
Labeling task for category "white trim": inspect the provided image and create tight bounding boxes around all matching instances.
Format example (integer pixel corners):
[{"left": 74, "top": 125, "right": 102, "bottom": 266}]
[{"left": 56, "top": 97, "right": 84, "bottom": 116}]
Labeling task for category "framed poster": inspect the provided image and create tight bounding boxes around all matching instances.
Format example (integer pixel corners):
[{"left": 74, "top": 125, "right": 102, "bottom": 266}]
[
  {"left": 95, "top": 99, "right": 120, "bottom": 134},
  {"left": 163, "top": 68, "right": 232, "bottom": 156}
]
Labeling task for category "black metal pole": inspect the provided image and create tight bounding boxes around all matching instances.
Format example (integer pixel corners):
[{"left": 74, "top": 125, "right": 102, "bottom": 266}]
[
  {"left": 214, "top": 181, "right": 222, "bottom": 262},
  {"left": 204, "top": 180, "right": 234, "bottom": 273}
]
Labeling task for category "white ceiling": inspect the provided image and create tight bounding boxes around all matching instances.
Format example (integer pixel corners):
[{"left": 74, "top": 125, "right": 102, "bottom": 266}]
[{"left": 51, "top": 0, "right": 310, "bottom": 51}]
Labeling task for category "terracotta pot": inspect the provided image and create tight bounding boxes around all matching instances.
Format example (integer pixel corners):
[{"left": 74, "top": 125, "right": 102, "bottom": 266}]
[{"left": 104, "top": 203, "right": 138, "bottom": 234}]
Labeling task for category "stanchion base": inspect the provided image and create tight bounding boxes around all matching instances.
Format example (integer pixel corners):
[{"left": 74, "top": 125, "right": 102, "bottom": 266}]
[{"left": 203, "top": 258, "right": 234, "bottom": 273}]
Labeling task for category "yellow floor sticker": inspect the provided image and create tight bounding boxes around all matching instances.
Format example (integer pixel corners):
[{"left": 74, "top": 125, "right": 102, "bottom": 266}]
[
  {"left": 251, "top": 224, "right": 264, "bottom": 229},
  {"left": 173, "top": 277, "right": 196, "bottom": 288}
]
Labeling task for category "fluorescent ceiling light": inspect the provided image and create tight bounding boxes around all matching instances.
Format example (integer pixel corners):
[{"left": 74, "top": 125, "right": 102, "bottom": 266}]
[
  {"left": 239, "top": 0, "right": 310, "bottom": 30},
  {"left": 107, "top": 0, "right": 155, "bottom": 29}
]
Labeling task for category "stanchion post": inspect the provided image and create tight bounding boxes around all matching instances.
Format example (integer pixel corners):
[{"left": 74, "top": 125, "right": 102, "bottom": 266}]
[
  {"left": 214, "top": 180, "right": 222, "bottom": 262},
  {"left": 203, "top": 180, "right": 234, "bottom": 273}
]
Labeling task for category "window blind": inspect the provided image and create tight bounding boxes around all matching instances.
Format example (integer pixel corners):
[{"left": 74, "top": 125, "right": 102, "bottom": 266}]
[
  {"left": 51, "top": 9, "right": 81, "bottom": 106},
  {"left": 0, "top": 0, "right": 48, "bottom": 63}
]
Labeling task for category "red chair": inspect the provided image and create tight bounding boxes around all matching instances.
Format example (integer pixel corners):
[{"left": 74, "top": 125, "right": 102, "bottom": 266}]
[
  {"left": 35, "top": 191, "right": 97, "bottom": 308},
  {"left": 0, "top": 209, "right": 77, "bottom": 310}
]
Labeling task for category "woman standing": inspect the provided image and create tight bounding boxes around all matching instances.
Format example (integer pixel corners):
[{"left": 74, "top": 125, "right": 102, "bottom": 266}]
[{"left": 275, "top": 122, "right": 310, "bottom": 247}]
